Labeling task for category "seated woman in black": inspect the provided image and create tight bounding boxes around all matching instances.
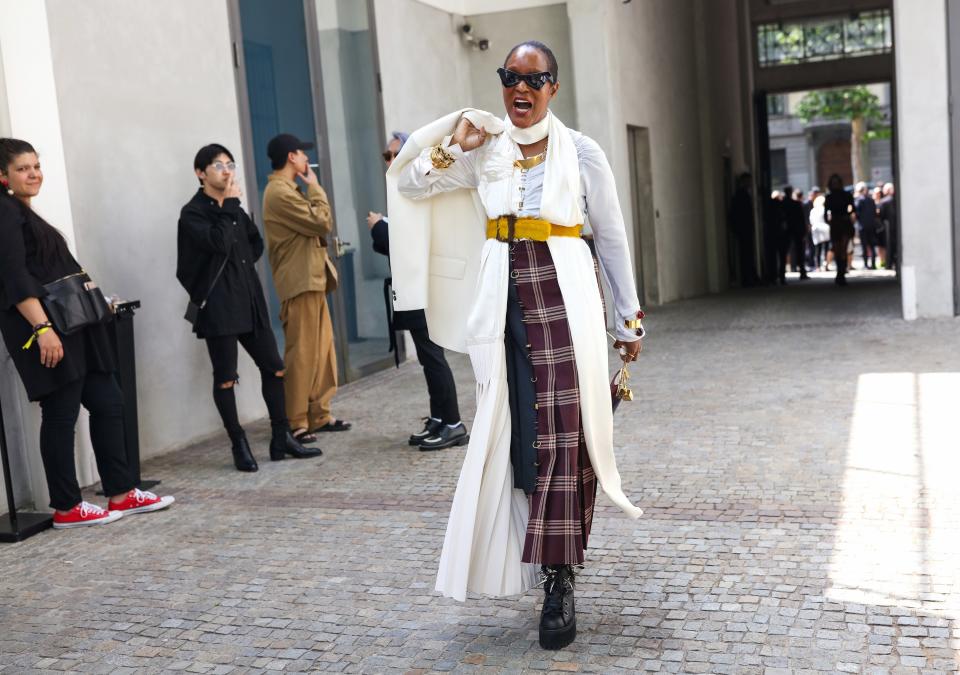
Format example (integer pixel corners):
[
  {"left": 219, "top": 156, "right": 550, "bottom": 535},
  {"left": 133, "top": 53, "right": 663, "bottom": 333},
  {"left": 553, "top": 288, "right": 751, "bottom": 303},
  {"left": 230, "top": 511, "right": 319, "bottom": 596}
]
[
  {"left": 177, "top": 144, "right": 321, "bottom": 471},
  {"left": 0, "top": 138, "right": 175, "bottom": 529}
]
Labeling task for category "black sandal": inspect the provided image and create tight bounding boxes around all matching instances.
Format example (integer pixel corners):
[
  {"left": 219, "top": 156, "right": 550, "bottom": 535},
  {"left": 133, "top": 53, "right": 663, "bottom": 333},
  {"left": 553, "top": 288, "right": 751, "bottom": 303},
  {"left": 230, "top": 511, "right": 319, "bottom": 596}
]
[
  {"left": 313, "top": 419, "right": 352, "bottom": 433},
  {"left": 292, "top": 428, "right": 318, "bottom": 443}
]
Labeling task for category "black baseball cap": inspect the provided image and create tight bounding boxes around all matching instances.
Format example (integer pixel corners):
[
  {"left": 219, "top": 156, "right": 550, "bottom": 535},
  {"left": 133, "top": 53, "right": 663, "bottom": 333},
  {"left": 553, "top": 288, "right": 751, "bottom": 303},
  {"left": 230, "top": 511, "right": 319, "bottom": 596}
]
[{"left": 267, "top": 133, "right": 314, "bottom": 165}]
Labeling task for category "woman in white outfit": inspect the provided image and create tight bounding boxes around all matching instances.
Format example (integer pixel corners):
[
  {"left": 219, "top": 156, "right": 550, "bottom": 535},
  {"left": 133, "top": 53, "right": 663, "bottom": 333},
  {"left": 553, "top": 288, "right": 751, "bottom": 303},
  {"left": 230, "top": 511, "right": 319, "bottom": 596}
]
[
  {"left": 390, "top": 41, "right": 644, "bottom": 650},
  {"left": 809, "top": 194, "right": 831, "bottom": 272}
]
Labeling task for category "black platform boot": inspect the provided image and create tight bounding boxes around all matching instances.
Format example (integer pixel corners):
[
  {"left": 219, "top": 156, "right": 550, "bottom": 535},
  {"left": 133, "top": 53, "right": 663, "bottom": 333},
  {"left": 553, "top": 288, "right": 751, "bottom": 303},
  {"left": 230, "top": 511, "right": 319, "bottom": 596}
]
[
  {"left": 269, "top": 428, "right": 323, "bottom": 461},
  {"left": 539, "top": 565, "right": 576, "bottom": 650},
  {"left": 230, "top": 432, "right": 258, "bottom": 472}
]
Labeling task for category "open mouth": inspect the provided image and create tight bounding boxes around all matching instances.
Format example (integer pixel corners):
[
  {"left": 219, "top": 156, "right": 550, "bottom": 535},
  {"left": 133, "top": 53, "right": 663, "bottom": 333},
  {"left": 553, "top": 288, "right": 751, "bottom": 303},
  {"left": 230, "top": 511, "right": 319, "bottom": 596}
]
[{"left": 512, "top": 98, "right": 533, "bottom": 114}]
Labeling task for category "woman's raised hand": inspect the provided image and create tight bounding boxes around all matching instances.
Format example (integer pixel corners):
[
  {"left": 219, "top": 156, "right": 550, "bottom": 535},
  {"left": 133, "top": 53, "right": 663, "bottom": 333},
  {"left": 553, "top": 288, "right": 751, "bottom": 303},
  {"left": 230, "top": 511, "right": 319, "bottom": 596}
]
[{"left": 450, "top": 116, "right": 487, "bottom": 152}]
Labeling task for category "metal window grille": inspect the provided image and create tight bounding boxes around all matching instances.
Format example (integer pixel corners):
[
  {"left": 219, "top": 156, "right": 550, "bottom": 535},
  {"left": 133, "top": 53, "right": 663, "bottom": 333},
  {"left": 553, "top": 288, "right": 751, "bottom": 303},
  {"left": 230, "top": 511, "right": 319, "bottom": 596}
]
[{"left": 757, "top": 10, "right": 892, "bottom": 68}]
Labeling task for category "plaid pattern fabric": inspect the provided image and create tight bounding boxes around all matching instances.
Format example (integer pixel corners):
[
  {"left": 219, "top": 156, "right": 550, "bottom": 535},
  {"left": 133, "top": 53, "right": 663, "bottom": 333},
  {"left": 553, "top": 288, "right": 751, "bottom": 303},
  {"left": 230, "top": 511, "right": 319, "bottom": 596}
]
[{"left": 511, "top": 240, "right": 598, "bottom": 565}]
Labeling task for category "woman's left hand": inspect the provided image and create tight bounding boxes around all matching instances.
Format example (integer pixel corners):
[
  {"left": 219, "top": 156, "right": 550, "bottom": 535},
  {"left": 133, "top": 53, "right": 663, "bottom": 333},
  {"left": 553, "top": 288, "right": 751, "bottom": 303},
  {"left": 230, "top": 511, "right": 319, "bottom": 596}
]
[{"left": 613, "top": 339, "right": 641, "bottom": 363}]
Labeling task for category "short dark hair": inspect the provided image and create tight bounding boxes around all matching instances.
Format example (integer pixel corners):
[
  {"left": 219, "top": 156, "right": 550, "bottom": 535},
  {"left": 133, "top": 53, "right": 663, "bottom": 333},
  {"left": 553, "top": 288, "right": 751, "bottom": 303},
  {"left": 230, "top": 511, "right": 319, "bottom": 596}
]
[
  {"left": 504, "top": 40, "right": 558, "bottom": 81},
  {"left": 193, "top": 144, "right": 234, "bottom": 182},
  {"left": 782, "top": 184, "right": 793, "bottom": 196}
]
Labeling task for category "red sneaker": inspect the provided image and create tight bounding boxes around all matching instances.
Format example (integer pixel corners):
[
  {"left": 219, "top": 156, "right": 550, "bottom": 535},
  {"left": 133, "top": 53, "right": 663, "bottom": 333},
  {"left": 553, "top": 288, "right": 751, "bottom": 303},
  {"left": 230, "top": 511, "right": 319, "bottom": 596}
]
[
  {"left": 52, "top": 501, "right": 124, "bottom": 529},
  {"left": 108, "top": 488, "right": 175, "bottom": 515}
]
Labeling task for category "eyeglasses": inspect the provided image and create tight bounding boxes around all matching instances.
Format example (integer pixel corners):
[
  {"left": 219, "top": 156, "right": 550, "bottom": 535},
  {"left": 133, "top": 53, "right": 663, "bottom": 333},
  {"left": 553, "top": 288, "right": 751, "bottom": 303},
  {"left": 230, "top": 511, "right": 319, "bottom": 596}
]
[
  {"left": 382, "top": 150, "right": 398, "bottom": 162},
  {"left": 211, "top": 161, "right": 236, "bottom": 172},
  {"left": 497, "top": 68, "right": 555, "bottom": 90}
]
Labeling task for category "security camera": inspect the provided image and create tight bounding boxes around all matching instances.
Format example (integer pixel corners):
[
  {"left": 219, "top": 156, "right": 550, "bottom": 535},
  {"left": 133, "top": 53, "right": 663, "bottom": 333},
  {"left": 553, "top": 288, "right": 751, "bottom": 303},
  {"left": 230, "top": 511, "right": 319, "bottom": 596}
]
[{"left": 459, "top": 23, "right": 489, "bottom": 51}]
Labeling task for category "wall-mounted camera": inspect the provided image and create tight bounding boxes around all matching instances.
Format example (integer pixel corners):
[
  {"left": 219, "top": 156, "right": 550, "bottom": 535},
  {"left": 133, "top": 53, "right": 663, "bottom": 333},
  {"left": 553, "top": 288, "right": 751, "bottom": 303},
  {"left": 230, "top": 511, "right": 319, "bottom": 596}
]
[{"left": 460, "top": 23, "right": 490, "bottom": 51}]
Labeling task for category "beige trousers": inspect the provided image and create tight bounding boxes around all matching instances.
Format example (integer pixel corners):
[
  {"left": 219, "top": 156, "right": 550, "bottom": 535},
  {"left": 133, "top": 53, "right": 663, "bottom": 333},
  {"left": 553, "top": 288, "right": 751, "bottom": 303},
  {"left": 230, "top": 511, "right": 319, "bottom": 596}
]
[{"left": 280, "top": 291, "right": 338, "bottom": 431}]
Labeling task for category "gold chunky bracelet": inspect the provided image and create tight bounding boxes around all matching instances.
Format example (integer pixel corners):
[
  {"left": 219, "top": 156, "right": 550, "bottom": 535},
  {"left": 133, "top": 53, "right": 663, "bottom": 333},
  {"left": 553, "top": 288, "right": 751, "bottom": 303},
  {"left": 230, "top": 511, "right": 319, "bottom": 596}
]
[{"left": 430, "top": 144, "right": 456, "bottom": 170}]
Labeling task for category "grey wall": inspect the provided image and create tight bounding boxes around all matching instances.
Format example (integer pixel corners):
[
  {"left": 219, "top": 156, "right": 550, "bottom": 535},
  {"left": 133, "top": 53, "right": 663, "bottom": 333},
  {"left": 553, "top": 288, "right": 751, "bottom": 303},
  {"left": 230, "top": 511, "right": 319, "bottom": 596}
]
[
  {"left": 610, "top": 0, "right": 709, "bottom": 302},
  {"left": 44, "top": 0, "right": 268, "bottom": 459},
  {"left": 374, "top": 0, "right": 472, "bottom": 136}
]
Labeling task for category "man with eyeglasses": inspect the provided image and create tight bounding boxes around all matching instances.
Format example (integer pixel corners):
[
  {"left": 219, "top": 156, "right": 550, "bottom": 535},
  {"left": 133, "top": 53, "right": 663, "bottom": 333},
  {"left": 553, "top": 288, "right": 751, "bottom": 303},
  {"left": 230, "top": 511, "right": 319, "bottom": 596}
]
[
  {"left": 177, "top": 143, "right": 322, "bottom": 472},
  {"left": 367, "top": 132, "right": 468, "bottom": 450}
]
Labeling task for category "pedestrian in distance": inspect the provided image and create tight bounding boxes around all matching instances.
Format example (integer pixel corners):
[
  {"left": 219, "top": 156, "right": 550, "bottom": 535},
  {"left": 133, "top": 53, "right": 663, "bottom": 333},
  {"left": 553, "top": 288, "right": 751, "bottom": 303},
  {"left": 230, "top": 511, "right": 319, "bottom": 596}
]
[
  {"left": 780, "top": 185, "right": 808, "bottom": 282},
  {"left": 728, "top": 172, "right": 760, "bottom": 287},
  {"left": 824, "top": 174, "right": 856, "bottom": 286},
  {"left": 0, "top": 138, "right": 175, "bottom": 528},
  {"left": 176, "top": 144, "right": 322, "bottom": 472}
]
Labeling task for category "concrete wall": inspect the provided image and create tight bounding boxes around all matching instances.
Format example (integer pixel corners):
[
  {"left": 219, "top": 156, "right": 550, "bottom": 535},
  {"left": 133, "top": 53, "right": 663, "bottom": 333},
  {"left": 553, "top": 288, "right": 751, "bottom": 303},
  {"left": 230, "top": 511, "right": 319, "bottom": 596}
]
[
  {"left": 568, "top": 0, "right": 747, "bottom": 304},
  {"left": 893, "top": 0, "right": 954, "bottom": 318},
  {"left": 374, "top": 0, "right": 472, "bottom": 137},
  {"left": 43, "top": 0, "right": 268, "bottom": 463}
]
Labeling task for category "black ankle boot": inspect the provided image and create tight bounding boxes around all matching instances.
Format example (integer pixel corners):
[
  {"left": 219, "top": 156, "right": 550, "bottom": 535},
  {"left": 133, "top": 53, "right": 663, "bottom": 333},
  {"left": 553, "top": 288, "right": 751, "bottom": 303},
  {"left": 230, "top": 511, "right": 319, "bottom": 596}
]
[
  {"left": 539, "top": 565, "right": 576, "bottom": 650},
  {"left": 230, "top": 432, "right": 258, "bottom": 472},
  {"left": 269, "top": 428, "right": 322, "bottom": 461}
]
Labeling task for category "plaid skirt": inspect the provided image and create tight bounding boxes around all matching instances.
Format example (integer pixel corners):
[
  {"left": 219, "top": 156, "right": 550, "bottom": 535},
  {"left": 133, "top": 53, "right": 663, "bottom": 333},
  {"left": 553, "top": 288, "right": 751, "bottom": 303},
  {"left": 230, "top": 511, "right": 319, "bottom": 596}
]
[{"left": 507, "top": 239, "right": 599, "bottom": 566}]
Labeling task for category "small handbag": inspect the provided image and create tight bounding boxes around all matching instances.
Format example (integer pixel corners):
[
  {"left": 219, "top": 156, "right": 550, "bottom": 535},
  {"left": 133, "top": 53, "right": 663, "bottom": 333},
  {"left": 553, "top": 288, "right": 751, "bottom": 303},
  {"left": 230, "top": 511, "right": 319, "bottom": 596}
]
[
  {"left": 610, "top": 362, "right": 634, "bottom": 414},
  {"left": 184, "top": 256, "right": 228, "bottom": 328},
  {"left": 41, "top": 271, "right": 112, "bottom": 335}
]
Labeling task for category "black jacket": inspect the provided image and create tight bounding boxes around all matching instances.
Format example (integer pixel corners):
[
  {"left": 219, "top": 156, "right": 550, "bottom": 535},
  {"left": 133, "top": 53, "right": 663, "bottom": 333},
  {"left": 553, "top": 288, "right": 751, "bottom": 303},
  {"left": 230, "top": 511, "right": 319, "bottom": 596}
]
[
  {"left": 176, "top": 190, "right": 270, "bottom": 338},
  {"left": 0, "top": 197, "right": 115, "bottom": 401},
  {"left": 370, "top": 219, "right": 427, "bottom": 331},
  {"left": 782, "top": 198, "right": 806, "bottom": 236}
]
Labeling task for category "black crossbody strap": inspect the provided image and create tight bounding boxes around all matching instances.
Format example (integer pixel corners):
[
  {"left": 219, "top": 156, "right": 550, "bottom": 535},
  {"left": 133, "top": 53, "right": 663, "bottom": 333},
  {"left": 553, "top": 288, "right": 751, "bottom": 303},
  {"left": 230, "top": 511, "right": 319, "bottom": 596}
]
[{"left": 198, "top": 255, "right": 229, "bottom": 309}]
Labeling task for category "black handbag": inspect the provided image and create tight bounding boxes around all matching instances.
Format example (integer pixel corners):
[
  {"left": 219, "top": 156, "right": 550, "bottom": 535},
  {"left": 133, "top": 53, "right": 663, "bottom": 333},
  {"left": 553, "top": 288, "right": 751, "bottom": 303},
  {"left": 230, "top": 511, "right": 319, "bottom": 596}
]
[
  {"left": 184, "top": 256, "right": 228, "bottom": 328},
  {"left": 41, "top": 271, "right": 112, "bottom": 335}
]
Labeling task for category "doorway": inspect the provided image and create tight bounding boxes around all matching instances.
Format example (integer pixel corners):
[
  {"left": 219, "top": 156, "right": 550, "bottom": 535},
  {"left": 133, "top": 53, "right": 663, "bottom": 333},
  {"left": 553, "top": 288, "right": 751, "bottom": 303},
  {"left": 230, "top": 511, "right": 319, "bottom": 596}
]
[
  {"left": 229, "top": 0, "right": 396, "bottom": 383},
  {"left": 627, "top": 125, "right": 658, "bottom": 306}
]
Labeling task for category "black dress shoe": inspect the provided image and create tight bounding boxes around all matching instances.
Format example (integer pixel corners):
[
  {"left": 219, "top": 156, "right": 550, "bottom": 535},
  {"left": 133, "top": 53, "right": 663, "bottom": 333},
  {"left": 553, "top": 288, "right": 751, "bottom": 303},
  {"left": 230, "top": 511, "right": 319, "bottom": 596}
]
[
  {"left": 231, "top": 433, "right": 258, "bottom": 472},
  {"left": 409, "top": 418, "right": 443, "bottom": 446},
  {"left": 418, "top": 422, "right": 469, "bottom": 451},
  {"left": 270, "top": 430, "right": 322, "bottom": 461},
  {"left": 539, "top": 565, "right": 576, "bottom": 650}
]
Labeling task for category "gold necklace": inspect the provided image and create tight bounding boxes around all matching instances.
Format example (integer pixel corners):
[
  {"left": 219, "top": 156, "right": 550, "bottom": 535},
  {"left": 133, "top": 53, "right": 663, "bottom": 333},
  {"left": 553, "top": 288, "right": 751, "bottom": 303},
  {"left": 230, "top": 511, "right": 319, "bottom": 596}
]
[{"left": 514, "top": 138, "right": 548, "bottom": 170}]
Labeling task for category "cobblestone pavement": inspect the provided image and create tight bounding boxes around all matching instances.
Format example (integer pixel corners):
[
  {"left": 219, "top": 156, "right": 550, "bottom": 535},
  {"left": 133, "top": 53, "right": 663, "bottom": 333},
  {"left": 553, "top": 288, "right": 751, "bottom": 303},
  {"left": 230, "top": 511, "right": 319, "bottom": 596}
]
[{"left": 3, "top": 276, "right": 960, "bottom": 674}]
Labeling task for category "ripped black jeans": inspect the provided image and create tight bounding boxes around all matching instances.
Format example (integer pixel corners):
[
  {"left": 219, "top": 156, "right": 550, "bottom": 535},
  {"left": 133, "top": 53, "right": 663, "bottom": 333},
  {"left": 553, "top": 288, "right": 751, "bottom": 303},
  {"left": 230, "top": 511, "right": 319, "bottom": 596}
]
[{"left": 205, "top": 328, "right": 287, "bottom": 440}]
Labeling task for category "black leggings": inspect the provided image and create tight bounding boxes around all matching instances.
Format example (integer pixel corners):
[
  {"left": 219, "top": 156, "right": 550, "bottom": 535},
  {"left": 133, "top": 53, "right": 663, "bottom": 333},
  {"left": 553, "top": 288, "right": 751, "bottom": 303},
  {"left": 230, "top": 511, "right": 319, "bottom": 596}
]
[
  {"left": 408, "top": 328, "right": 460, "bottom": 425},
  {"left": 38, "top": 371, "right": 134, "bottom": 510},
  {"left": 205, "top": 328, "right": 287, "bottom": 440}
]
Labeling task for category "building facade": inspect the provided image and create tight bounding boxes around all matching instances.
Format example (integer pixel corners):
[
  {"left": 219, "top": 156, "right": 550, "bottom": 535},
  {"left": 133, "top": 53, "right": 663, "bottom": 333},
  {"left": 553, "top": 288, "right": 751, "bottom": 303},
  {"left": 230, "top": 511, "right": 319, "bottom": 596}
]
[{"left": 1, "top": 0, "right": 957, "bottom": 512}]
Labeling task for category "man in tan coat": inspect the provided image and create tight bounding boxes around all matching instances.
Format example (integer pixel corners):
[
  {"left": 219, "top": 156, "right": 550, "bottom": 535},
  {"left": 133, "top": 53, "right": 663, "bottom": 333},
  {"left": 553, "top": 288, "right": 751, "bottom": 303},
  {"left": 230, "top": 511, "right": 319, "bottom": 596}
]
[{"left": 262, "top": 133, "right": 351, "bottom": 442}]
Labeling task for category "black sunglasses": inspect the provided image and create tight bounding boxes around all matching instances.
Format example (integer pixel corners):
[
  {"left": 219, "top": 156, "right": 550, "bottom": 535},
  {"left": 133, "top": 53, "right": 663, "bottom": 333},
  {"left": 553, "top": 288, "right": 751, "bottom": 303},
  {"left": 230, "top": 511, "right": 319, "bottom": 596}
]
[
  {"left": 497, "top": 68, "right": 555, "bottom": 90},
  {"left": 382, "top": 150, "right": 398, "bottom": 162}
]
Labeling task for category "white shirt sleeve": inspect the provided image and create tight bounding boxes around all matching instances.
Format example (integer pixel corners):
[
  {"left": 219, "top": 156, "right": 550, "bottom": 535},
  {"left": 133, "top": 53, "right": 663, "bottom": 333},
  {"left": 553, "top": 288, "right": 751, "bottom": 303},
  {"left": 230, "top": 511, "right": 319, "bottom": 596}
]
[
  {"left": 397, "top": 135, "right": 482, "bottom": 200},
  {"left": 577, "top": 134, "right": 644, "bottom": 342}
]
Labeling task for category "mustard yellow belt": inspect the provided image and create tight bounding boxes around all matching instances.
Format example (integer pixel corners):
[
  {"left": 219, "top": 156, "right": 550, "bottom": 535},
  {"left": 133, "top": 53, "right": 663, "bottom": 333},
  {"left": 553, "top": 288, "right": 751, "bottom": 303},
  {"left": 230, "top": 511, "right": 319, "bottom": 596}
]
[{"left": 486, "top": 216, "right": 582, "bottom": 242}]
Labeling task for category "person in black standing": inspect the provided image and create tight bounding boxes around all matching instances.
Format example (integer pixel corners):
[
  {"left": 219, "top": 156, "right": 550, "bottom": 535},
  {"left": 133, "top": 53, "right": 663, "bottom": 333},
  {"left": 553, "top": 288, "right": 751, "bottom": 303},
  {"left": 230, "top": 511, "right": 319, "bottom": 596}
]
[
  {"left": 177, "top": 144, "right": 321, "bottom": 472},
  {"left": 763, "top": 190, "right": 786, "bottom": 285},
  {"left": 780, "top": 186, "right": 808, "bottom": 282},
  {"left": 824, "top": 174, "right": 856, "bottom": 286},
  {"left": 366, "top": 132, "right": 468, "bottom": 450},
  {"left": 0, "top": 138, "right": 175, "bottom": 528},
  {"left": 728, "top": 172, "right": 759, "bottom": 287},
  {"left": 879, "top": 183, "right": 898, "bottom": 272},
  {"left": 854, "top": 182, "right": 879, "bottom": 270}
]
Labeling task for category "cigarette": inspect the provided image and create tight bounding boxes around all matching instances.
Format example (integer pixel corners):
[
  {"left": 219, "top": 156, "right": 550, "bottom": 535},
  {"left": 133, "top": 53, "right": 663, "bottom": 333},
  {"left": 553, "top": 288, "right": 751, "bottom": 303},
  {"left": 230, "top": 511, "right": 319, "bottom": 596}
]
[{"left": 308, "top": 163, "right": 319, "bottom": 168}]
